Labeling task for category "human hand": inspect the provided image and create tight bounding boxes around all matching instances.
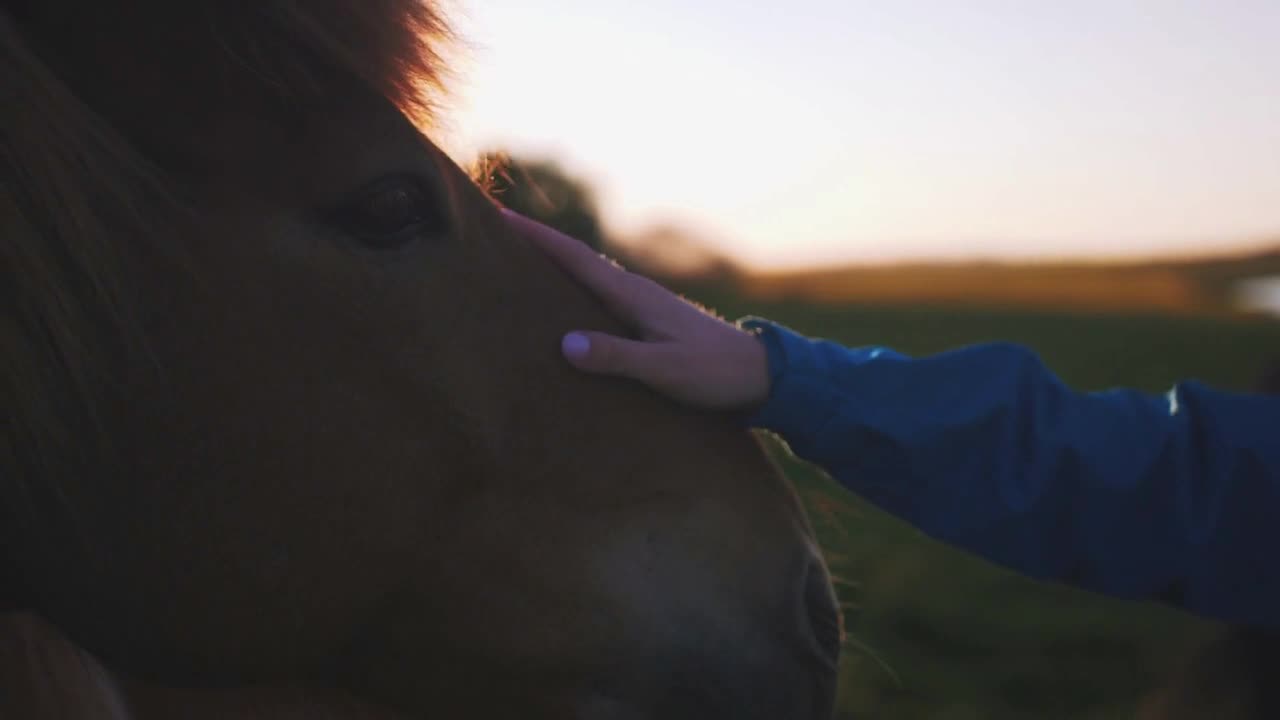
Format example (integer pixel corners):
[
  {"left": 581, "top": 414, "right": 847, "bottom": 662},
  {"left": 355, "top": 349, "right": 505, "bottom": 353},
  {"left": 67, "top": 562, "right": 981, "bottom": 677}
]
[{"left": 509, "top": 210, "right": 770, "bottom": 411}]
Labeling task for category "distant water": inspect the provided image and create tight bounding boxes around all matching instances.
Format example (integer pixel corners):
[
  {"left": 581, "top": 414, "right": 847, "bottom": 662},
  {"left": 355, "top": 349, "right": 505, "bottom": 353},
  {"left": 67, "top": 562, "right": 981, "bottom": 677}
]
[{"left": 1236, "top": 276, "right": 1280, "bottom": 316}]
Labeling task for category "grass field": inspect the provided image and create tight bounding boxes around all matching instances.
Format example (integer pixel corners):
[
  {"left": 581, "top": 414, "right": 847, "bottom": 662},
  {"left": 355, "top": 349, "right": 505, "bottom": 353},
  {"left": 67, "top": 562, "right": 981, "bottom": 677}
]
[
  {"left": 678, "top": 289, "right": 1280, "bottom": 719},
  {"left": 727, "top": 246, "right": 1280, "bottom": 317}
]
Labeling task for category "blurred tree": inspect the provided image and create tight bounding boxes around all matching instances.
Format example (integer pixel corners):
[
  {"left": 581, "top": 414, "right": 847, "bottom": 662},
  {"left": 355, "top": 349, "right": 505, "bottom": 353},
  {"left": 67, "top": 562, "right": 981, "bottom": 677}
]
[
  {"left": 472, "top": 151, "right": 607, "bottom": 252},
  {"left": 622, "top": 223, "right": 742, "bottom": 281},
  {"left": 471, "top": 150, "right": 741, "bottom": 289}
]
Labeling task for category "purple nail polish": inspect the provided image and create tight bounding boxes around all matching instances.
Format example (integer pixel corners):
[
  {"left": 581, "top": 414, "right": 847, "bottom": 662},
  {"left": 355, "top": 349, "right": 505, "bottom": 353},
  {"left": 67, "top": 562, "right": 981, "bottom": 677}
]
[{"left": 562, "top": 332, "right": 590, "bottom": 359}]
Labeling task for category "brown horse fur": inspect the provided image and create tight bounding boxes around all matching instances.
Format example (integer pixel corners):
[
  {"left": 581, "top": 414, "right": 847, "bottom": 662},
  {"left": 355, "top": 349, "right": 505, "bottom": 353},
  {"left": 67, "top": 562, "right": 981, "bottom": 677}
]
[
  {"left": 4, "top": 1, "right": 839, "bottom": 718},
  {"left": 3, "top": 0, "right": 450, "bottom": 610},
  {"left": 0, "top": 611, "right": 417, "bottom": 719}
]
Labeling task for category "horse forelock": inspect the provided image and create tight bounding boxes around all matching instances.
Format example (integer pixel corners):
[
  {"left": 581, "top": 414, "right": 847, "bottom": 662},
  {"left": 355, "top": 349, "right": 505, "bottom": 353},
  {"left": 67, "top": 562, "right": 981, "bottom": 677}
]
[{"left": 1, "top": 0, "right": 454, "bottom": 605}]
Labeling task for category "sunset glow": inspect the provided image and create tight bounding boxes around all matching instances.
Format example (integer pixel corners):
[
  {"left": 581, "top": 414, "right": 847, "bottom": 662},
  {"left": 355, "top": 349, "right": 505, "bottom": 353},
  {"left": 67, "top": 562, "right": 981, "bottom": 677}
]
[{"left": 442, "top": 0, "right": 1280, "bottom": 270}]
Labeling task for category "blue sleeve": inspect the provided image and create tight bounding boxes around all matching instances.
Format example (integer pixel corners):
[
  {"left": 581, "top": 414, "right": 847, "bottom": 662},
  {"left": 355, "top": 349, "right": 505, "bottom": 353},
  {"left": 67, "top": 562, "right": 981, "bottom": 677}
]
[{"left": 738, "top": 318, "right": 1280, "bottom": 629}]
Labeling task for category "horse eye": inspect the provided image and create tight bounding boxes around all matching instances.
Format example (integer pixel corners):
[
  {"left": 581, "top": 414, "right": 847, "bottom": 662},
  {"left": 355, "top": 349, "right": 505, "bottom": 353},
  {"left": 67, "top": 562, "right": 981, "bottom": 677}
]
[{"left": 329, "top": 174, "right": 448, "bottom": 249}]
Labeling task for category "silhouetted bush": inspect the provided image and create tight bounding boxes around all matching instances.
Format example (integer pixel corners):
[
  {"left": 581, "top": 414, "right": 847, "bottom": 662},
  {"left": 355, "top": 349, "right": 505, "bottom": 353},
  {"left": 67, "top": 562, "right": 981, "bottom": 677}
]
[{"left": 473, "top": 151, "right": 607, "bottom": 252}]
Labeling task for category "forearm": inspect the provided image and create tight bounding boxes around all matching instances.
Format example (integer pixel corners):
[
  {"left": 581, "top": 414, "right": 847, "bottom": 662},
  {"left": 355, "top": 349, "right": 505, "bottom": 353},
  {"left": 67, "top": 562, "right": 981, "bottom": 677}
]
[{"left": 740, "top": 318, "right": 1280, "bottom": 627}]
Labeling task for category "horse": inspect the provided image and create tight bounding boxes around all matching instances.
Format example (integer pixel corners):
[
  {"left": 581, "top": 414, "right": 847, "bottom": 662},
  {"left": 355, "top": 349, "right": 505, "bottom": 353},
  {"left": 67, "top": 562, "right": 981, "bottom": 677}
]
[
  {"left": 0, "top": 611, "right": 416, "bottom": 719},
  {"left": 1, "top": 1, "right": 841, "bottom": 717}
]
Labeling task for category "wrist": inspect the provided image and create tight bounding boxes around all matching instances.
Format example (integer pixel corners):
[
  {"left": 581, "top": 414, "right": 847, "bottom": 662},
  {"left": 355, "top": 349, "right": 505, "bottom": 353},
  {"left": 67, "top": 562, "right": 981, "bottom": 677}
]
[
  {"left": 734, "top": 317, "right": 785, "bottom": 418},
  {"left": 738, "top": 330, "right": 771, "bottom": 410}
]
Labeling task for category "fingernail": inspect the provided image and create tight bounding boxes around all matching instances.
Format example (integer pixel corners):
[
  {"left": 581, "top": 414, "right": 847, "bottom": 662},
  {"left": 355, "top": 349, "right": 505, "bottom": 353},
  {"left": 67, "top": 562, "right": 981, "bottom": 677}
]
[{"left": 562, "top": 332, "right": 591, "bottom": 359}]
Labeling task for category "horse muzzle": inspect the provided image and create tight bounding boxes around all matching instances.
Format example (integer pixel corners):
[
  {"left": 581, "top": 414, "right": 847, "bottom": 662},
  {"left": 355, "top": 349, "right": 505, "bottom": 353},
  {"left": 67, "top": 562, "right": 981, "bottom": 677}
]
[{"left": 571, "top": 551, "right": 841, "bottom": 720}]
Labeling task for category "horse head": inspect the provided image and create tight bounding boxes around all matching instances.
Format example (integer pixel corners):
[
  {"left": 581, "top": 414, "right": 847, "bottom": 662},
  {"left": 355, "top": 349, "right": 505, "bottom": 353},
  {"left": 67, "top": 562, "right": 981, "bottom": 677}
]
[{"left": 2, "top": 2, "right": 840, "bottom": 717}]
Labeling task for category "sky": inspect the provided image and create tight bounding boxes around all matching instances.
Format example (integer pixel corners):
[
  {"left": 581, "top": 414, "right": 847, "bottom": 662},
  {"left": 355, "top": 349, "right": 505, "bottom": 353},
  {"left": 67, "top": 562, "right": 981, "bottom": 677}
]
[{"left": 438, "top": 0, "right": 1280, "bottom": 270}]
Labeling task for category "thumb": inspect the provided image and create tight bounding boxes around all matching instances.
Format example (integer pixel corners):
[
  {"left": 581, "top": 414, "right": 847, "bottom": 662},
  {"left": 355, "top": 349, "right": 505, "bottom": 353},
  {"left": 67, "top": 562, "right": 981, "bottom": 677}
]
[{"left": 561, "top": 331, "right": 661, "bottom": 380}]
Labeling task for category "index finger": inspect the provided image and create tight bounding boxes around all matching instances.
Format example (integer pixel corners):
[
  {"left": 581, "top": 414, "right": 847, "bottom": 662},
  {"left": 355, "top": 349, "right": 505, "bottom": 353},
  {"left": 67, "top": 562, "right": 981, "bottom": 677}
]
[{"left": 504, "top": 209, "right": 673, "bottom": 322}]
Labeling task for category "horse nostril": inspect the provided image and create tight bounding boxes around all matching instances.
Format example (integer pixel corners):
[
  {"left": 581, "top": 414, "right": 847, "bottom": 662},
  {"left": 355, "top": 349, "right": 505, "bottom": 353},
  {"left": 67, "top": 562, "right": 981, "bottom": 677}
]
[{"left": 803, "top": 561, "right": 842, "bottom": 663}]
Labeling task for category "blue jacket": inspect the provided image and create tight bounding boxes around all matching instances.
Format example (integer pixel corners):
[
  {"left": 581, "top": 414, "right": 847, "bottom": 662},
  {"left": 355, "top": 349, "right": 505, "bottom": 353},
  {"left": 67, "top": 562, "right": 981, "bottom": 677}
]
[{"left": 739, "top": 318, "right": 1280, "bottom": 629}]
